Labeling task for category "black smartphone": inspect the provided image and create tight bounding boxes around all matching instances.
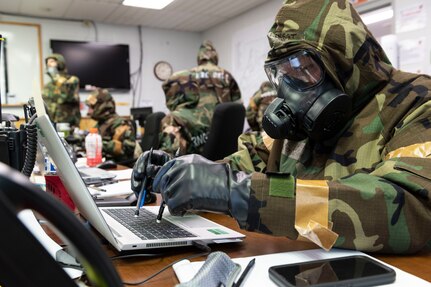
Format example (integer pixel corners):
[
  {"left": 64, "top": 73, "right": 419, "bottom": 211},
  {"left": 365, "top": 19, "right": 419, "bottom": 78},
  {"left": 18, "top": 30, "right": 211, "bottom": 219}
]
[{"left": 268, "top": 255, "right": 396, "bottom": 287}]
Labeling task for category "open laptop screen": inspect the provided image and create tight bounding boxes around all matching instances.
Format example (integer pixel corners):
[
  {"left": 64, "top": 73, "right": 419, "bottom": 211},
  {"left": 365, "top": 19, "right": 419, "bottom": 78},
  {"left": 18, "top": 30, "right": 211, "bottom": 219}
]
[{"left": 34, "top": 98, "right": 118, "bottom": 245}]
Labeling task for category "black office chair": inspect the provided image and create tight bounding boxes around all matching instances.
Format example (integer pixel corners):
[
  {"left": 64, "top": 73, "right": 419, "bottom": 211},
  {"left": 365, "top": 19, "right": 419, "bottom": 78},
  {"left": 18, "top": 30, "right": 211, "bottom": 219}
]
[
  {"left": 202, "top": 102, "right": 245, "bottom": 161},
  {"left": 140, "top": 111, "right": 166, "bottom": 152},
  {"left": 0, "top": 162, "right": 122, "bottom": 287}
]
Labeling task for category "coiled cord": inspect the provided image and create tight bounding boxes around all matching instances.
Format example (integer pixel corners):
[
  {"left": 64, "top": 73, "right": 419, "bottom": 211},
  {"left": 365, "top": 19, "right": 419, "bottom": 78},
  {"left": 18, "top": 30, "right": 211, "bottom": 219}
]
[{"left": 21, "top": 115, "right": 38, "bottom": 177}]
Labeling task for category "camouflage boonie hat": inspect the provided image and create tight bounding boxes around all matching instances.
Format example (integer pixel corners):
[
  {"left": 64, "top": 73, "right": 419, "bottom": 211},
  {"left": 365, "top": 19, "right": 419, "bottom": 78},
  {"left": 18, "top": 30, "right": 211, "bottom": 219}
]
[
  {"left": 45, "top": 53, "right": 67, "bottom": 72},
  {"left": 266, "top": 0, "right": 392, "bottom": 112},
  {"left": 197, "top": 40, "right": 218, "bottom": 65},
  {"left": 86, "top": 88, "right": 116, "bottom": 121}
]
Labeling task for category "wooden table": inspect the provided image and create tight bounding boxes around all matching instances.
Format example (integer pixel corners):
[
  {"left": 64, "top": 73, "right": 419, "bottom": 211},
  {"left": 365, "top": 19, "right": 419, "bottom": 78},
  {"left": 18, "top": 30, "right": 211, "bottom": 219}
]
[{"left": 100, "top": 196, "right": 431, "bottom": 286}]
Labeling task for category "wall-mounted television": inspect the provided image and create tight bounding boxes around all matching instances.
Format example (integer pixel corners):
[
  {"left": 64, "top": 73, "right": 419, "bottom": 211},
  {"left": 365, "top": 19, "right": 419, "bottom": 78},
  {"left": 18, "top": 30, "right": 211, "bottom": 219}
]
[{"left": 50, "top": 40, "right": 131, "bottom": 90}]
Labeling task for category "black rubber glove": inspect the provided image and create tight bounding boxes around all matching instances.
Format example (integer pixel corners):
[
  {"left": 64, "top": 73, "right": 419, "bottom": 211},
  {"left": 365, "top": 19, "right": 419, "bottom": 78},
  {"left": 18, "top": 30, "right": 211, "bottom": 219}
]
[
  {"left": 131, "top": 150, "right": 172, "bottom": 197},
  {"left": 153, "top": 154, "right": 251, "bottom": 227}
]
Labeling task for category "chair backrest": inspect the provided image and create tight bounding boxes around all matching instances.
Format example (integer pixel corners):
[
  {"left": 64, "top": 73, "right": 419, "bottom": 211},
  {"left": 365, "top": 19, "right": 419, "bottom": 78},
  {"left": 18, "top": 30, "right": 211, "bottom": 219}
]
[
  {"left": 140, "top": 111, "right": 166, "bottom": 152},
  {"left": 202, "top": 102, "right": 245, "bottom": 161},
  {"left": 0, "top": 162, "right": 123, "bottom": 287}
]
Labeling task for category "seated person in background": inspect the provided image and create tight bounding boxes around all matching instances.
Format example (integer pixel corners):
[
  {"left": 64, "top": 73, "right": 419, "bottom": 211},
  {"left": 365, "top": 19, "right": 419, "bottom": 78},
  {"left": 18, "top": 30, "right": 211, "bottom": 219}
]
[
  {"left": 246, "top": 81, "right": 277, "bottom": 132},
  {"left": 42, "top": 53, "right": 81, "bottom": 129},
  {"left": 85, "top": 88, "right": 137, "bottom": 163},
  {"left": 159, "top": 40, "right": 242, "bottom": 156},
  {"left": 133, "top": 0, "right": 431, "bottom": 254}
]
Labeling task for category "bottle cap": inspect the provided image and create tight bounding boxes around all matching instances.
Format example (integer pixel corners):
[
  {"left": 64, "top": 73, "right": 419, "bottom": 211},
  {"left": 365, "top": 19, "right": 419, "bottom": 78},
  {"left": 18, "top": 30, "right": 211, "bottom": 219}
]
[{"left": 89, "top": 127, "right": 98, "bottom": 133}]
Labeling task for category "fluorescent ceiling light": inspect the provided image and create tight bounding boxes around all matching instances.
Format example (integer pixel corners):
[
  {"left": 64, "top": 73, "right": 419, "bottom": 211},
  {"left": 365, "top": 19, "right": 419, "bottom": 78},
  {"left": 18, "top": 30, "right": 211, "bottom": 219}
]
[
  {"left": 122, "top": 0, "right": 175, "bottom": 10},
  {"left": 361, "top": 6, "right": 393, "bottom": 25}
]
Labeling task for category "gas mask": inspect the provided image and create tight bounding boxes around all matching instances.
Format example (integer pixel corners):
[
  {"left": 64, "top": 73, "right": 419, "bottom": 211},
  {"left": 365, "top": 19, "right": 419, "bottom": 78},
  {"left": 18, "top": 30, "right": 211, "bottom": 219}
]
[
  {"left": 47, "top": 66, "right": 59, "bottom": 77},
  {"left": 263, "top": 50, "right": 352, "bottom": 141}
]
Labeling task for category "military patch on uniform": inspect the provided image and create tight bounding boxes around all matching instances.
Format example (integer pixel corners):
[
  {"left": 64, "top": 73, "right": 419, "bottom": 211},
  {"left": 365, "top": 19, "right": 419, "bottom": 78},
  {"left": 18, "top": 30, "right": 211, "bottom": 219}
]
[{"left": 269, "top": 173, "right": 295, "bottom": 198}]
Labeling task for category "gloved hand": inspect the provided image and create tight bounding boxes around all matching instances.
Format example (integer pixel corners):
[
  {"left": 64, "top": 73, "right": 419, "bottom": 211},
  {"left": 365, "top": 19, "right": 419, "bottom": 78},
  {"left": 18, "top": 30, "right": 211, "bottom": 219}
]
[
  {"left": 153, "top": 154, "right": 251, "bottom": 227},
  {"left": 131, "top": 149, "right": 172, "bottom": 197}
]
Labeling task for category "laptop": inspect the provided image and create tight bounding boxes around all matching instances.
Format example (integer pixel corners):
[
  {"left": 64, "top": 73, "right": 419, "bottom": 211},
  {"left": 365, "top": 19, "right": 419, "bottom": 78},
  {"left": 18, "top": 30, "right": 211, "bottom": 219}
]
[
  {"left": 78, "top": 166, "right": 117, "bottom": 186},
  {"left": 33, "top": 96, "right": 245, "bottom": 252}
]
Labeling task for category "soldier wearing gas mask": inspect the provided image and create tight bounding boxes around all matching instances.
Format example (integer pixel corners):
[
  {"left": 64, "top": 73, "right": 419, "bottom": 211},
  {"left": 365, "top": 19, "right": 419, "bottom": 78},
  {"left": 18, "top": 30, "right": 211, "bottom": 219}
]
[{"left": 132, "top": 0, "right": 431, "bottom": 254}]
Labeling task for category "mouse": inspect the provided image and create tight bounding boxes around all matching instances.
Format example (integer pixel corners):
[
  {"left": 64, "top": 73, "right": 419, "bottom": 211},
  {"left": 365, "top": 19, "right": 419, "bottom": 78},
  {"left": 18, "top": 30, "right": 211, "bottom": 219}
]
[{"left": 96, "top": 160, "right": 118, "bottom": 170}]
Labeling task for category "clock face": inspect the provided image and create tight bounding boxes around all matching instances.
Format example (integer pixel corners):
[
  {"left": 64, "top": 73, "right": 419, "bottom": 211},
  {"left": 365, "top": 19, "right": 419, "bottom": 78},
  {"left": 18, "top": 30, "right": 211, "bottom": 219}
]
[{"left": 154, "top": 61, "right": 173, "bottom": 81}]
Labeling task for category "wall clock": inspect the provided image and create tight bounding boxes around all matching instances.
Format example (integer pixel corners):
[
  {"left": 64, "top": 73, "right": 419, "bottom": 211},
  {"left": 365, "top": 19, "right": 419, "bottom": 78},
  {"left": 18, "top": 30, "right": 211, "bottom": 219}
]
[{"left": 154, "top": 61, "right": 173, "bottom": 81}]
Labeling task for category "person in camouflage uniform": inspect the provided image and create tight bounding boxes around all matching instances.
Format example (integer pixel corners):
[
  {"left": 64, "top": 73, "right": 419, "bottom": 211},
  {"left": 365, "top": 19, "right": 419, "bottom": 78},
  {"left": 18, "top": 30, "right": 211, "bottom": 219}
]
[
  {"left": 85, "top": 88, "right": 136, "bottom": 163},
  {"left": 42, "top": 54, "right": 81, "bottom": 129},
  {"left": 246, "top": 81, "right": 277, "bottom": 131},
  {"left": 158, "top": 40, "right": 242, "bottom": 156},
  {"left": 132, "top": 0, "right": 431, "bottom": 254}
]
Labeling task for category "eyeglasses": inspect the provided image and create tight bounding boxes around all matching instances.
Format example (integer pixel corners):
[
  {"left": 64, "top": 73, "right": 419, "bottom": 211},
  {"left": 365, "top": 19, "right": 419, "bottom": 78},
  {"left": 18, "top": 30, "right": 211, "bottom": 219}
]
[{"left": 264, "top": 50, "right": 324, "bottom": 91}]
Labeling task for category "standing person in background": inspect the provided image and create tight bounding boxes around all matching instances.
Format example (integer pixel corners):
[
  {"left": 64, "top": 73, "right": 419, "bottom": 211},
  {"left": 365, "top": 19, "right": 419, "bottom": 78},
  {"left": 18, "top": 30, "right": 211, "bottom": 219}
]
[
  {"left": 246, "top": 81, "right": 277, "bottom": 132},
  {"left": 158, "top": 40, "right": 242, "bottom": 156},
  {"left": 85, "top": 88, "right": 138, "bottom": 164},
  {"left": 42, "top": 53, "right": 81, "bottom": 129}
]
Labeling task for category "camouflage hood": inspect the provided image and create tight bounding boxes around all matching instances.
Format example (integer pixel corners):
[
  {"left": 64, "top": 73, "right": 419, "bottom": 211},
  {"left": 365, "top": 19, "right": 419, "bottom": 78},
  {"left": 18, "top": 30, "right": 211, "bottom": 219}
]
[
  {"left": 197, "top": 40, "right": 218, "bottom": 66},
  {"left": 266, "top": 0, "right": 394, "bottom": 112},
  {"left": 85, "top": 88, "right": 116, "bottom": 122},
  {"left": 162, "top": 71, "right": 200, "bottom": 111},
  {"left": 45, "top": 53, "right": 67, "bottom": 73},
  {"left": 258, "top": 81, "right": 276, "bottom": 96}
]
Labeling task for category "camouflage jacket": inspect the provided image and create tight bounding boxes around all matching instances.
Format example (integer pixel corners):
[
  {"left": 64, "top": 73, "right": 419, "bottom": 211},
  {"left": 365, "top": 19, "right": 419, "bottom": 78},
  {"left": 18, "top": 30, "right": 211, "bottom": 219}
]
[
  {"left": 97, "top": 115, "right": 136, "bottom": 163},
  {"left": 246, "top": 81, "right": 277, "bottom": 131},
  {"left": 159, "top": 41, "right": 242, "bottom": 156},
  {"left": 225, "top": 0, "right": 431, "bottom": 254},
  {"left": 42, "top": 73, "right": 81, "bottom": 128}
]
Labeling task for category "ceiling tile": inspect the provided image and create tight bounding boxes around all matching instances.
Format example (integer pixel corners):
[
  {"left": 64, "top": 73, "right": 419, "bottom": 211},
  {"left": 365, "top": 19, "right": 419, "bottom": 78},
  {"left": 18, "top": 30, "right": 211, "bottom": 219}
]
[
  {"left": 20, "top": 0, "right": 73, "bottom": 17},
  {"left": 2, "top": 0, "right": 273, "bottom": 32},
  {"left": 0, "top": 0, "right": 22, "bottom": 14},
  {"left": 63, "top": 0, "right": 118, "bottom": 21}
]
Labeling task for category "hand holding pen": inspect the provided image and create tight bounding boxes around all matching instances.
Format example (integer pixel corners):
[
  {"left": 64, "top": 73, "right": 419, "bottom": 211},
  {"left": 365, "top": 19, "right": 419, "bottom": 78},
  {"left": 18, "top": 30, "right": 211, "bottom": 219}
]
[
  {"left": 134, "top": 148, "right": 153, "bottom": 217},
  {"left": 156, "top": 148, "right": 180, "bottom": 223}
]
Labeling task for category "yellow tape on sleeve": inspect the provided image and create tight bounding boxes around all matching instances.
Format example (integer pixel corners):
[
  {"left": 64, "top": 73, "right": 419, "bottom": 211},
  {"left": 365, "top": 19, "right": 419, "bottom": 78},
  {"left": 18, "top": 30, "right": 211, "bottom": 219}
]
[{"left": 294, "top": 179, "right": 338, "bottom": 251}]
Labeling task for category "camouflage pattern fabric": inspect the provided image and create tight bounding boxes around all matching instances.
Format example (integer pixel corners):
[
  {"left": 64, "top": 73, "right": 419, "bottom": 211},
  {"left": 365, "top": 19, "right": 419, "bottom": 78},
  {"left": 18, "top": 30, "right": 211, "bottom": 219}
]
[
  {"left": 159, "top": 40, "right": 242, "bottom": 156},
  {"left": 86, "top": 88, "right": 136, "bottom": 162},
  {"left": 42, "top": 54, "right": 81, "bottom": 128},
  {"left": 246, "top": 81, "right": 277, "bottom": 131},
  {"left": 225, "top": 0, "right": 431, "bottom": 254}
]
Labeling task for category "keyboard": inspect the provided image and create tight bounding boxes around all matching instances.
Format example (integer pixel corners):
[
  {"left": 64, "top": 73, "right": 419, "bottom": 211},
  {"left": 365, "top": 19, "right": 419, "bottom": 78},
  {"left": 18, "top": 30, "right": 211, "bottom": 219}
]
[{"left": 103, "top": 208, "right": 194, "bottom": 240}]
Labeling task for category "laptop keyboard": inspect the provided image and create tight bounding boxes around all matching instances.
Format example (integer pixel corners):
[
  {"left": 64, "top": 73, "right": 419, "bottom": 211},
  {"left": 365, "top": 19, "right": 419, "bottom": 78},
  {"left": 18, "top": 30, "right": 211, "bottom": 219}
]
[{"left": 103, "top": 208, "right": 195, "bottom": 240}]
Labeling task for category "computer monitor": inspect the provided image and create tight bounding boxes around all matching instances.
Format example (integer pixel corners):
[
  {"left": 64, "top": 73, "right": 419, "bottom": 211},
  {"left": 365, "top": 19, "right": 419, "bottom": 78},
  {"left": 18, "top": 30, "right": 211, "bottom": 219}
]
[{"left": 130, "top": 107, "right": 153, "bottom": 127}]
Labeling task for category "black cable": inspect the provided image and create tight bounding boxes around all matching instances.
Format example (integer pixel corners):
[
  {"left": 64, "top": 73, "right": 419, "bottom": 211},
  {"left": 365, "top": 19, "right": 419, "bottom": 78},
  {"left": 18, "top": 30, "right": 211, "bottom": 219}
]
[
  {"left": 110, "top": 252, "right": 165, "bottom": 260},
  {"left": 122, "top": 241, "right": 211, "bottom": 286},
  {"left": 20, "top": 114, "right": 38, "bottom": 177},
  {"left": 131, "top": 25, "right": 144, "bottom": 108}
]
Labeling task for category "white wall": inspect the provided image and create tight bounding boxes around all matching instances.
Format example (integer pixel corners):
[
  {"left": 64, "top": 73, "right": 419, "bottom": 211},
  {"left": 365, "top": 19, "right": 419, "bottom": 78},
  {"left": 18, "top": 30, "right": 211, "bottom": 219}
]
[
  {"left": 203, "top": 0, "right": 282, "bottom": 107},
  {"left": 0, "top": 14, "right": 202, "bottom": 117}
]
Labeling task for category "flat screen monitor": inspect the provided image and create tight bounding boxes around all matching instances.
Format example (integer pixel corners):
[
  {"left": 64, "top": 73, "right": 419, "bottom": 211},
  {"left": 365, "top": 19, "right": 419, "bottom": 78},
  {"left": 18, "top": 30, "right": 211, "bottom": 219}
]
[
  {"left": 50, "top": 40, "right": 131, "bottom": 90},
  {"left": 130, "top": 107, "right": 153, "bottom": 126}
]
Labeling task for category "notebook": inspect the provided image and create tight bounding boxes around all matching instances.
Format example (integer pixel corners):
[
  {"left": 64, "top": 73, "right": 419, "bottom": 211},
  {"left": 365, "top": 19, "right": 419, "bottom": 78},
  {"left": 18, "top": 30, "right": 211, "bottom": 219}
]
[{"left": 34, "top": 96, "right": 245, "bottom": 252}]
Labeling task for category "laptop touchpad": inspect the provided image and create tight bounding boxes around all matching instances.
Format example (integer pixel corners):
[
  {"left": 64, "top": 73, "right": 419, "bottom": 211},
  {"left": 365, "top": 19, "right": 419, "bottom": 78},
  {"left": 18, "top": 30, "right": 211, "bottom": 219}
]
[{"left": 174, "top": 215, "right": 218, "bottom": 228}]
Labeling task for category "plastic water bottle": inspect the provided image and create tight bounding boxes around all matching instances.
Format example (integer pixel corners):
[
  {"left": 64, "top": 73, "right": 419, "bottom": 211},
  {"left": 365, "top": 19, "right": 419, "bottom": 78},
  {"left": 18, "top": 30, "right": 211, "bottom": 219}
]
[{"left": 85, "top": 128, "right": 102, "bottom": 167}]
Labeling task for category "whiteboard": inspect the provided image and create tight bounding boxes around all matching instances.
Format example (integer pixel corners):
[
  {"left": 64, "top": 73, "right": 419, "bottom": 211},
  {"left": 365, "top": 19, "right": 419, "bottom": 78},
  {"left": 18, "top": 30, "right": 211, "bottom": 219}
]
[
  {"left": 232, "top": 20, "right": 271, "bottom": 106},
  {"left": 0, "top": 22, "right": 42, "bottom": 106}
]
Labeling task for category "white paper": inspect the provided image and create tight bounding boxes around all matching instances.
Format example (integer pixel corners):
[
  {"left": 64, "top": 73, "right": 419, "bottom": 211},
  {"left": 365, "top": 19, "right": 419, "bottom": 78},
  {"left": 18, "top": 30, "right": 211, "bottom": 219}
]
[
  {"left": 398, "top": 37, "right": 426, "bottom": 74},
  {"left": 88, "top": 180, "right": 133, "bottom": 199},
  {"left": 396, "top": 3, "right": 426, "bottom": 33},
  {"left": 18, "top": 210, "right": 83, "bottom": 279},
  {"left": 173, "top": 249, "right": 430, "bottom": 287},
  {"left": 108, "top": 168, "right": 133, "bottom": 180}
]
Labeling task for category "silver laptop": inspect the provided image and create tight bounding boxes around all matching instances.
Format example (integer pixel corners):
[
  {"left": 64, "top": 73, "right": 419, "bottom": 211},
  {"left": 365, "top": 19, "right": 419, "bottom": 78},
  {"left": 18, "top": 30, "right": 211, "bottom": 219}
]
[
  {"left": 78, "top": 166, "right": 117, "bottom": 186},
  {"left": 34, "top": 96, "right": 245, "bottom": 252}
]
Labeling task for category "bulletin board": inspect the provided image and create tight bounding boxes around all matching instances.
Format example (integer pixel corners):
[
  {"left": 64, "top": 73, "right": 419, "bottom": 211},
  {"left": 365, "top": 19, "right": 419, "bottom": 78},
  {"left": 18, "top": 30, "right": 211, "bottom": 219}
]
[{"left": 0, "top": 21, "right": 43, "bottom": 106}]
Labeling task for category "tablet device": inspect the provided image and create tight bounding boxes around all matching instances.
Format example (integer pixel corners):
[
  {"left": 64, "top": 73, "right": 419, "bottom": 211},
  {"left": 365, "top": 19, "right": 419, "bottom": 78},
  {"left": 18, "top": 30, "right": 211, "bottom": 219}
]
[{"left": 268, "top": 255, "right": 396, "bottom": 287}]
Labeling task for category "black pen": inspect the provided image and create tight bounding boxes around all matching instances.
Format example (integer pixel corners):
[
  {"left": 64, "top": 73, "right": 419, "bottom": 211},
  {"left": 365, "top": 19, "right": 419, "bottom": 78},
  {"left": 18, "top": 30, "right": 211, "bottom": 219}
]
[
  {"left": 156, "top": 201, "right": 165, "bottom": 223},
  {"left": 234, "top": 258, "right": 255, "bottom": 287},
  {"left": 156, "top": 148, "right": 179, "bottom": 223}
]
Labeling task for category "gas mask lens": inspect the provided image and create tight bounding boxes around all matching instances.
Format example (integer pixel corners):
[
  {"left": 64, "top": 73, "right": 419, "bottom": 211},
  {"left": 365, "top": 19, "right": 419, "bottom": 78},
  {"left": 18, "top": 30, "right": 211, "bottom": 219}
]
[{"left": 265, "top": 50, "right": 324, "bottom": 91}]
